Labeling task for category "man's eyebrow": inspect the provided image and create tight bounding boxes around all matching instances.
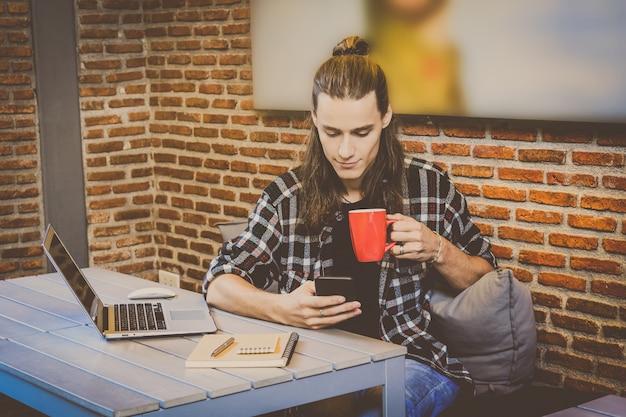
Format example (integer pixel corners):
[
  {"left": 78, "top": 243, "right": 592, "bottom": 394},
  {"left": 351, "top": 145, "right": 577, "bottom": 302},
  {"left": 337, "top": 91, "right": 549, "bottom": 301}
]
[{"left": 320, "top": 124, "right": 374, "bottom": 132}]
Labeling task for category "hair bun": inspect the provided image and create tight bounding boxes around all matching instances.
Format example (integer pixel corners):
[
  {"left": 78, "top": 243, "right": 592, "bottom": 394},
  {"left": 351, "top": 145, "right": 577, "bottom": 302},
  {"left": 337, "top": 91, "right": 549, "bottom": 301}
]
[{"left": 332, "top": 36, "right": 370, "bottom": 57}]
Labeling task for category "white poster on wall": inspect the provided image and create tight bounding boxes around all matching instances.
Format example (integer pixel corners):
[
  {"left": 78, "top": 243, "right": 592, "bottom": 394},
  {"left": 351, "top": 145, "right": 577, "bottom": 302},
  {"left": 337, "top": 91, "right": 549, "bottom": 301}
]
[{"left": 251, "top": 0, "right": 626, "bottom": 123}]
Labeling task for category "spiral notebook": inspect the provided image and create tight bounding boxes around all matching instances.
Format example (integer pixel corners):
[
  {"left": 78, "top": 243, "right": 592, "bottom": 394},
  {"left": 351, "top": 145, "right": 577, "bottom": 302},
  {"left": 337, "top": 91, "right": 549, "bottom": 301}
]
[{"left": 185, "top": 332, "right": 299, "bottom": 368}]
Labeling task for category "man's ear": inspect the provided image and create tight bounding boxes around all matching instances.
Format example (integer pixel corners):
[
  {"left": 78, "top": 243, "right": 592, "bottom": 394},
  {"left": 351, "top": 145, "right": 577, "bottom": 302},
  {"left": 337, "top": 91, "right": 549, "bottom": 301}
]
[
  {"left": 311, "top": 110, "right": 318, "bottom": 127},
  {"left": 382, "top": 105, "right": 393, "bottom": 128}
]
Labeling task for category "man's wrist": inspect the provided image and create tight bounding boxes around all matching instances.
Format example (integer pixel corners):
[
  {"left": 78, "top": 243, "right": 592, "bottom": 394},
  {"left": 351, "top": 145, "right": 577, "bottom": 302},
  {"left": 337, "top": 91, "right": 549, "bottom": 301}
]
[{"left": 428, "top": 231, "right": 443, "bottom": 265}]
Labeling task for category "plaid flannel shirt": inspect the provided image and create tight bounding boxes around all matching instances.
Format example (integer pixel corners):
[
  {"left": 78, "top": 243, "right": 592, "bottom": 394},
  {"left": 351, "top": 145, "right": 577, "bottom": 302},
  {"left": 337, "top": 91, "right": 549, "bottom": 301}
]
[{"left": 204, "top": 157, "right": 497, "bottom": 391}]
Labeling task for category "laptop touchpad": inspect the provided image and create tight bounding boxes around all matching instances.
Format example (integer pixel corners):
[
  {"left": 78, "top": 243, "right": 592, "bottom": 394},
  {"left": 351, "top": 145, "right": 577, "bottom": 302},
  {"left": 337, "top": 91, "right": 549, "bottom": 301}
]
[{"left": 170, "top": 310, "right": 207, "bottom": 320}]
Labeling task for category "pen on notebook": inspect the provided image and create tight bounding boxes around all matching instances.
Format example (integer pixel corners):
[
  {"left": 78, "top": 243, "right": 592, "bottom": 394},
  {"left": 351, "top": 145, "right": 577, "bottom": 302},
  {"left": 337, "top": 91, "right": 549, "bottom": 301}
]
[{"left": 211, "top": 336, "right": 235, "bottom": 357}]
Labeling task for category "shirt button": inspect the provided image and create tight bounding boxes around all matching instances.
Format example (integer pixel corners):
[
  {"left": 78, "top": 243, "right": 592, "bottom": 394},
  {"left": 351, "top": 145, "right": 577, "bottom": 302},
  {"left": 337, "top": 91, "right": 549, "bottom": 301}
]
[
  {"left": 408, "top": 267, "right": 415, "bottom": 274},
  {"left": 336, "top": 214, "right": 344, "bottom": 222}
]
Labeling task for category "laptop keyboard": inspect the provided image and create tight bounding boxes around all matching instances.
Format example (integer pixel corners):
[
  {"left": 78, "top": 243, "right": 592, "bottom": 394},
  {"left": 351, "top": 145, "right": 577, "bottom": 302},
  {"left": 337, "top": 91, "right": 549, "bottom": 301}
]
[{"left": 114, "top": 303, "right": 167, "bottom": 331}]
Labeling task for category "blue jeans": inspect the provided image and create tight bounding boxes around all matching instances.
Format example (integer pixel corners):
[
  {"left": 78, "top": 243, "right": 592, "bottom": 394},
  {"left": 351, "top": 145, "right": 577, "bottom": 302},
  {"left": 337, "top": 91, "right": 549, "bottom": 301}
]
[
  {"left": 405, "top": 358, "right": 460, "bottom": 417},
  {"left": 297, "top": 359, "right": 460, "bottom": 417}
]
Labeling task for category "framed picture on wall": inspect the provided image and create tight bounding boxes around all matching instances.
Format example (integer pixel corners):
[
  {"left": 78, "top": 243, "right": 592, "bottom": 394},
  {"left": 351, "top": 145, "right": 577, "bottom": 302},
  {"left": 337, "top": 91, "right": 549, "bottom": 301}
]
[{"left": 251, "top": 0, "right": 626, "bottom": 123}]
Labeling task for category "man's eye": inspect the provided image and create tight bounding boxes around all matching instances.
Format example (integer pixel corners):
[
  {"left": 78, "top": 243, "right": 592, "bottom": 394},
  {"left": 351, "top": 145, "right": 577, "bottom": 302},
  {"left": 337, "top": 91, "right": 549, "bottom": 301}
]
[
  {"left": 355, "top": 130, "right": 371, "bottom": 137},
  {"left": 325, "top": 131, "right": 340, "bottom": 137}
]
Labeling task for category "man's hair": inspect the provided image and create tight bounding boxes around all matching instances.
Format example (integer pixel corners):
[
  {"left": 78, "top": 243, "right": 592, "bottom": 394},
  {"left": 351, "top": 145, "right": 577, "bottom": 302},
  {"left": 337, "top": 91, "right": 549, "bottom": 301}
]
[{"left": 298, "top": 36, "right": 405, "bottom": 232}]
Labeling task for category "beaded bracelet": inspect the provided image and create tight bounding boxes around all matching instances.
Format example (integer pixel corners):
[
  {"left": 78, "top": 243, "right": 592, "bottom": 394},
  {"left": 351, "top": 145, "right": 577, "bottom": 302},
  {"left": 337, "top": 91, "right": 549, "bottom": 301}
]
[{"left": 428, "top": 231, "right": 443, "bottom": 265}]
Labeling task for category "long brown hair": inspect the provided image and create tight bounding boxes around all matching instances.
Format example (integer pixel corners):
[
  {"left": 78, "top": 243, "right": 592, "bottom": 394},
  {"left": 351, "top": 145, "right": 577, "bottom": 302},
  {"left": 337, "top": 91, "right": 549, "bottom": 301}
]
[{"left": 298, "top": 36, "right": 405, "bottom": 232}]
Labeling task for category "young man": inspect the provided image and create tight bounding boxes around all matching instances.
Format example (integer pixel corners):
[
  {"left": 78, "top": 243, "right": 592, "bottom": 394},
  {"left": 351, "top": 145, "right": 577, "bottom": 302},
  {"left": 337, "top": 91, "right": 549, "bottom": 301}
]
[{"left": 204, "top": 36, "right": 496, "bottom": 417}]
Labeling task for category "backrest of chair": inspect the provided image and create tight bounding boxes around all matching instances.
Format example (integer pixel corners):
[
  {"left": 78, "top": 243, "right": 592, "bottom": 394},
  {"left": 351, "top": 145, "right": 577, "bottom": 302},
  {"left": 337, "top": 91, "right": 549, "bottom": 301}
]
[
  {"left": 215, "top": 221, "right": 247, "bottom": 241},
  {"left": 215, "top": 220, "right": 280, "bottom": 294}
]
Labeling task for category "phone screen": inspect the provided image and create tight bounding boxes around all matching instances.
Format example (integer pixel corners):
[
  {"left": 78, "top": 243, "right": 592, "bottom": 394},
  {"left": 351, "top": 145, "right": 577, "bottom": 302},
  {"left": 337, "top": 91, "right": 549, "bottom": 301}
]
[{"left": 315, "top": 276, "right": 357, "bottom": 302}]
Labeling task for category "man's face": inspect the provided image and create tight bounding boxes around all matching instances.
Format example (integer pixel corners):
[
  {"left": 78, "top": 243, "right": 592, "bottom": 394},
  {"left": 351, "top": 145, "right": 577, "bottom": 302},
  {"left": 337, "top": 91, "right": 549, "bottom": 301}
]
[{"left": 312, "top": 91, "right": 392, "bottom": 192}]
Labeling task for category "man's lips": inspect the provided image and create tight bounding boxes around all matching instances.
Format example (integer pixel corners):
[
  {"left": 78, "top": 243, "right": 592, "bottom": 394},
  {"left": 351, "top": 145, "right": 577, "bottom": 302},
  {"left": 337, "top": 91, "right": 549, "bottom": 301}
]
[{"left": 337, "top": 161, "right": 358, "bottom": 169}]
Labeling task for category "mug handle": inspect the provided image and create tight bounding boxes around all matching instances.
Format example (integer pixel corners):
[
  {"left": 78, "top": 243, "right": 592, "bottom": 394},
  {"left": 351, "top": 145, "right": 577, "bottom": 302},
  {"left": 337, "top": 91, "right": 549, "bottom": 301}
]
[{"left": 384, "top": 219, "right": 397, "bottom": 252}]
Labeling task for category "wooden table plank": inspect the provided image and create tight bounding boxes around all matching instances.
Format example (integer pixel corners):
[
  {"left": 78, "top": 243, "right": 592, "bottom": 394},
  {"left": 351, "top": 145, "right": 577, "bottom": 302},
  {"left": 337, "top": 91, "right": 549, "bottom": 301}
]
[
  {"left": 53, "top": 325, "right": 252, "bottom": 398},
  {"left": 0, "top": 279, "right": 89, "bottom": 325},
  {"left": 213, "top": 309, "right": 407, "bottom": 360},
  {"left": 1, "top": 273, "right": 408, "bottom": 417},
  {"left": 0, "top": 339, "right": 158, "bottom": 417},
  {"left": 578, "top": 395, "right": 626, "bottom": 417},
  {"left": 213, "top": 310, "right": 374, "bottom": 370},
  {"left": 0, "top": 315, "right": 50, "bottom": 340},
  {"left": 4, "top": 272, "right": 75, "bottom": 301},
  {"left": 0, "top": 296, "right": 85, "bottom": 333},
  {"left": 140, "top": 331, "right": 334, "bottom": 379},
  {"left": 139, "top": 359, "right": 402, "bottom": 417},
  {"left": 84, "top": 267, "right": 199, "bottom": 306},
  {"left": 543, "top": 408, "right": 605, "bottom": 417},
  {"left": 138, "top": 336, "right": 296, "bottom": 388},
  {"left": 16, "top": 332, "right": 207, "bottom": 409}
]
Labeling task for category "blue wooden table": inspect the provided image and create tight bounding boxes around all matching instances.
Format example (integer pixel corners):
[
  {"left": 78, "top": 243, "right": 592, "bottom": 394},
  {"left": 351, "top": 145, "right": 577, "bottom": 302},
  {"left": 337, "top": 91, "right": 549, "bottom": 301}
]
[{"left": 0, "top": 268, "right": 406, "bottom": 416}]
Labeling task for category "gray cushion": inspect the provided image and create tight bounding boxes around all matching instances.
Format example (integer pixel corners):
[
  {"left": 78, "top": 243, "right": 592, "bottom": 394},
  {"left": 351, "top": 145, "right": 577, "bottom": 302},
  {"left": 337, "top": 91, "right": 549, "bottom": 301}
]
[{"left": 430, "top": 268, "right": 536, "bottom": 396}]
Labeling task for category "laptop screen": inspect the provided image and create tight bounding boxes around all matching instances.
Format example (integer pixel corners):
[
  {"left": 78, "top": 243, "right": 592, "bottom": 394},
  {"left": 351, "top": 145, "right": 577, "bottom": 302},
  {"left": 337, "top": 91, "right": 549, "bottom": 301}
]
[{"left": 42, "top": 224, "right": 100, "bottom": 321}]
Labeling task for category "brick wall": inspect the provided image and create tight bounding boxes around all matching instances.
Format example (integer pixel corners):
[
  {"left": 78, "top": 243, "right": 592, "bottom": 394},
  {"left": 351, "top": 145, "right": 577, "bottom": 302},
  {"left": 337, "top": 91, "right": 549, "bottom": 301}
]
[
  {"left": 77, "top": 0, "right": 158, "bottom": 279},
  {"left": 0, "top": 0, "right": 42, "bottom": 277},
  {"left": 1, "top": 0, "right": 625, "bottom": 396}
]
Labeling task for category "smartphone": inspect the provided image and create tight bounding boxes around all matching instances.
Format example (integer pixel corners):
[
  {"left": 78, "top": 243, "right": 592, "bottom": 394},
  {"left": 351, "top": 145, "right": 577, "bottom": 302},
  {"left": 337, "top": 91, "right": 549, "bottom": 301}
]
[{"left": 315, "top": 276, "right": 357, "bottom": 302}]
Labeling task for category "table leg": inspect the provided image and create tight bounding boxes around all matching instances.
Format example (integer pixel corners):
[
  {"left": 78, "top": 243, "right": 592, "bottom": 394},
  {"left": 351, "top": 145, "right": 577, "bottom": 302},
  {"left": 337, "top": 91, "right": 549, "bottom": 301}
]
[{"left": 382, "top": 355, "right": 406, "bottom": 417}]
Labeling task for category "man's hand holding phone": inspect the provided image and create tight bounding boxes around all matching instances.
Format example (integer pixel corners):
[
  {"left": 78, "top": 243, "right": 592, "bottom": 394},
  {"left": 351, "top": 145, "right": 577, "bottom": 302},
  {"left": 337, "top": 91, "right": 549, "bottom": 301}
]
[{"left": 315, "top": 276, "right": 357, "bottom": 301}]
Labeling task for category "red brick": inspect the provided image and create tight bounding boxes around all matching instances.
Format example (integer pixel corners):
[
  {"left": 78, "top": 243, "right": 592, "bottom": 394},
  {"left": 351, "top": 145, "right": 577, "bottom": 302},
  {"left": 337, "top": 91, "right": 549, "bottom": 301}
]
[
  {"left": 540, "top": 211, "right": 577, "bottom": 237},
  {"left": 212, "top": 143, "right": 237, "bottom": 155},
  {"left": 537, "top": 330, "right": 567, "bottom": 347},
  {"left": 597, "top": 362, "right": 626, "bottom": 382},
  {"left": 551, "top": 312, "right": 600, "bottom": 335},
  {"left": 567, "top": 297, "right": 618, "bottom": 319},
  {"left": 519, "top": 149, "right": 567, "bottom": 164},
  {"left": 223, "top": 175, "right": 249, "bottom": 188},
  {"left": 183, "top": 184, "right": 209, "bottom": 197},
  {"left": 490, "top": 120, "right": 537, "bottom": 141},
  {"left": 543, "top": 125, "right": 594, "bottom": 144},
  {"left": 490, "top": 244, "right": 512, "bottom": 259},
  {"left": 572, "top": 336, "right": 624, "bottom": 359},
  {"left": 529, "top": 190, "right": 577, "bottom": 207},
  {"left": 210, "top": 188, "right": 236, "bottom": 201},
  {"left": 603, "top": 175, "right": 626, "bottom": 191},
  {"left": 532, "top": 291, "right": 563, "bottom": 308},
  {"left": 594, "top": 277, "right": 626, "bottom": 299},
  {"left": 268, "top": 149, "right": 297, "bottom": 160},
  {"left": 499, "top": 167, "right": 544, "bottom": 183},
  {"left": 431, "top": 143, "right": 469, "bottom": 156},
  {"left": 400, "top": 119, "right": 439, "bottom": 136},
  {"left": 580, "top": 195, "right": 626, "bottom": 213},
  {"left": 568, "top": 214, "right": 617, "bottom": 232},
  {"left": 573, "top": 151, "right": 624, "bottom": 167},
  {"left": 482, "top": 185, "right": 526, "bottom": 202},
  {"left": 250, "top": 131, "right": 278, "bottom": 143},
  {"left": 519, "top": 249, "right": 566, "bottom": 267},
  {"left": 472, "top": 145, "right": 516, "bottom": 160},
  {"left": 221, "top": 128, "right": 247, "bottom": 140},
  {"left": 603, "top": 325, "right": 626, "bottom": 340},
  {"left": 539, "top": 272, "right": 586, "bottom": 291},
  {"left": 547, "top": 172, "right": 597, "bottom": 188},
  {"left": 402, "top": 140, "right": 427, "bottom": 154},
  {"left": 603, "top": 238, "right": 626, "bottom": 255},
  {"left": 549, "top": 233, "right": 598, "bottom": 250},
  {"left": 499, "top": 226, "right": 543, "bottom": 244},
  {"left": 281, "top": 133, "right": 307, "bottom": 145},
  {"left": 468, "top": 203, "right": 510, "bottom": 220},
  {"left": 454, "top": 183, "right": 480, "bottom": 196},
  {"left": 571, "top": 256, "right": 622, "bottom": 275},
  {"left": 545, "top": 350, "right": 595, "bottom": 371},
  {"left": 230, "top": 160, "right": 257, "bottom": 174},
  {"left": 450, "top": 164, "right": 493, "bottom": 178}
]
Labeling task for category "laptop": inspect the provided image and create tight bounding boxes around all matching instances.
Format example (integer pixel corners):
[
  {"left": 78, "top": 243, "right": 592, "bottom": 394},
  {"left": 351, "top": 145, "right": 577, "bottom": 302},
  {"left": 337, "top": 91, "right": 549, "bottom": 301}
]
[{"left": 42, "top": 224, "right": 217, "bottom": 340}]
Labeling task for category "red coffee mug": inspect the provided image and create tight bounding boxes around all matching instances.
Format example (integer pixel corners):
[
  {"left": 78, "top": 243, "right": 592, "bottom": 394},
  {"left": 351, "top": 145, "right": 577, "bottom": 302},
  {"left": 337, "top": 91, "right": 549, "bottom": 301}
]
[{"left": 348, "top": 208, "right": 396, "bottom": 262}]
